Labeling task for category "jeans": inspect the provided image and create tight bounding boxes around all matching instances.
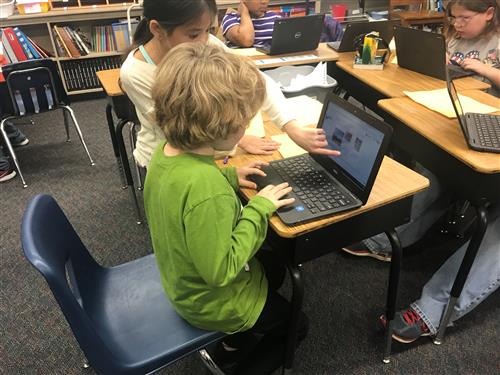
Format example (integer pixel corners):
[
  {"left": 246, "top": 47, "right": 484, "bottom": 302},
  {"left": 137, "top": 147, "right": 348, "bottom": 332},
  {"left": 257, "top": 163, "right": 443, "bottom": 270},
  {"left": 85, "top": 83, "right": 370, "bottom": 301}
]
[
  {"left": 411, "top": 205, "right": 500, "bottom": 334},
  {"left": 0, "top": 121, "right": 25, "bottom": 170},
  {"left": 363, "top": 164, "right": 451, "bottom": 253}
]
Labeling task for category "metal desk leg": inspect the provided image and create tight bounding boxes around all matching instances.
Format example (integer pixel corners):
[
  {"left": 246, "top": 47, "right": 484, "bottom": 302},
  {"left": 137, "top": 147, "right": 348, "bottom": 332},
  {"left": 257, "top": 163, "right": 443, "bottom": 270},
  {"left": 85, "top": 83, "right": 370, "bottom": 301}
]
[
  {"left": 433, "top": 203, "right": 488, "bottom": 345},
  {"left": 283, "top": 263, "right": 304, "bottom": 375},
  {"left": 106, "top": 103, "right": 127, "bottom": 189},
  {"left": 116, "top": 119, "right": 142, "bottom": 225},
  {"left": 383, "top": 229, "right": 403, "bottom": 364}
]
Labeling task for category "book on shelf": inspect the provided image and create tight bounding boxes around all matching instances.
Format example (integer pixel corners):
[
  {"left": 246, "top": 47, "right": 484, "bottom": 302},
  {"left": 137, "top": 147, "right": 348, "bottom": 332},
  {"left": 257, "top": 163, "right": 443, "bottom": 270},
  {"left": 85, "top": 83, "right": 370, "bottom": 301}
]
[
  {"left": 268, "top": 4, "right": 310, "bottom": 17},
  {"left": 60, "top": 55, "right": 121, "bottom": 92},
  {"left": 2, "top": 27, "right": 28, "bottom": 62},
  {"left": 1, "top": 27, "right": 50, "bottom": 64}
]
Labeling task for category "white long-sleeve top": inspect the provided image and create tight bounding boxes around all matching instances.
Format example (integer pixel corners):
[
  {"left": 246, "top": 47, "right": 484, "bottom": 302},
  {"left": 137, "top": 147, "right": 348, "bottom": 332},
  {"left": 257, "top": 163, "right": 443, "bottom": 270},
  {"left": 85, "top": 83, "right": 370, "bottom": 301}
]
[{"left": 120, "top": 34, "right": 294, "bottom": 167}]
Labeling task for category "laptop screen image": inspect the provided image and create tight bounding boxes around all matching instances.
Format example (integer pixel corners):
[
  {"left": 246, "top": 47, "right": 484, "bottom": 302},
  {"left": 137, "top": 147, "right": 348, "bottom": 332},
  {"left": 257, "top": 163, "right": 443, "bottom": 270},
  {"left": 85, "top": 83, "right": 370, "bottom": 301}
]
[{"left": 320, "top": 100, "right": 386, "bottom": 188}]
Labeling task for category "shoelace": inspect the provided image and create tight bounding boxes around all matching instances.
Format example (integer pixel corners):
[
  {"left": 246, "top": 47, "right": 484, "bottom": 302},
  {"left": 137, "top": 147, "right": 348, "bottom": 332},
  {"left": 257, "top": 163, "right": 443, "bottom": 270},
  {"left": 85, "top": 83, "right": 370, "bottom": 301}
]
[{"left": 402, "top": 308, "right": 430, "bottom": 332}]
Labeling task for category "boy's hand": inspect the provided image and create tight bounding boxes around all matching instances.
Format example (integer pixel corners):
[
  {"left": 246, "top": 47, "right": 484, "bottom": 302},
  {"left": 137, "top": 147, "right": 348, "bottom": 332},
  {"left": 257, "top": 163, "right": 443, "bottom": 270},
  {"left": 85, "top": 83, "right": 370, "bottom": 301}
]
[
  {"left": 283, "top": 121, "right": 342, "bottom": 157},
  {"left": 238, "top": 135, "right": 281, "bottom": 155},
  {"left": 237, "top": 161, "right": 268, "bottom": 189},
  {"left": 257, "top": 183, "right": 295, "bottom": 209}
]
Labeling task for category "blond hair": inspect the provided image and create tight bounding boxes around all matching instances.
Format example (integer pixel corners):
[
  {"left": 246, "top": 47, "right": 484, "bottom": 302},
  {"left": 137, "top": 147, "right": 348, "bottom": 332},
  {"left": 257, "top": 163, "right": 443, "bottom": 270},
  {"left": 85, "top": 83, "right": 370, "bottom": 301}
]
[{"left": 152, "top": 43, "right": 266, "bottom": 151}]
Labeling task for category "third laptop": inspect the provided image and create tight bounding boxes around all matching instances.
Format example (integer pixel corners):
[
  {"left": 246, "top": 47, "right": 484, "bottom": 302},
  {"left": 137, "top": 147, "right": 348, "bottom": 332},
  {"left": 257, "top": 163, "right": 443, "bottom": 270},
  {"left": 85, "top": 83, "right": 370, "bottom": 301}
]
[
  {"left": 327, "top": 20, "right": 399, "bottom": 52},
  {"left": 250, "top": 92, "right": 392, "bottom": 225},
  {"left": 446, "top": 73, "right": 500, "bottom": 153},
  {"left": 394, "top": 26, "right": 474, "bottom": 80}
]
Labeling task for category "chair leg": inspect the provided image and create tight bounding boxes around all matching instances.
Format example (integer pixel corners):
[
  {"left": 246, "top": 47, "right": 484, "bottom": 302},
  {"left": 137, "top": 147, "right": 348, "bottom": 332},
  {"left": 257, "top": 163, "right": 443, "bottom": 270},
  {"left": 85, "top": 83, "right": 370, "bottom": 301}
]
[
  {"left": 1, "top": 118, "right": 28, "bottom": 188},
  {"left": 129, "top": 123, "right": 144, "bottom": 191},
  {"left": 62, "top": 108, "right": 71, "bottom": 142},
  {"left": 60, "top": 106, "right": 95, "bottom": 166},
  {"left": 198, "top": 349, "right": 226, "bottom": 375}
]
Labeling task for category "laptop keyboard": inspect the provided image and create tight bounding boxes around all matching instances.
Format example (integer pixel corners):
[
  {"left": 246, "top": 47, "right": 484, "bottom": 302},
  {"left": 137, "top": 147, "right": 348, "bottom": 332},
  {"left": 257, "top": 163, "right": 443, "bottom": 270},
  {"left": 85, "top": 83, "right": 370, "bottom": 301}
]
[
  {"left": 471, "top": 113, "right": 500, "bottom": 148},
  {"left": 273, "top": 156, "right": 353, "bottom": 214}
]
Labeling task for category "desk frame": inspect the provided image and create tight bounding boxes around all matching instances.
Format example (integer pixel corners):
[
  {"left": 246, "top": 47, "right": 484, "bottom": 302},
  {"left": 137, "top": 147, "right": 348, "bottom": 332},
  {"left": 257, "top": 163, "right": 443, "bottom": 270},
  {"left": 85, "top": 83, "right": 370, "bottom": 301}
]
[
  {"left": 381, "top": 111, "right": 500, "bottom": 344},
  {"left": 251, "top": 194, "right": 414, "bottom": 372}
]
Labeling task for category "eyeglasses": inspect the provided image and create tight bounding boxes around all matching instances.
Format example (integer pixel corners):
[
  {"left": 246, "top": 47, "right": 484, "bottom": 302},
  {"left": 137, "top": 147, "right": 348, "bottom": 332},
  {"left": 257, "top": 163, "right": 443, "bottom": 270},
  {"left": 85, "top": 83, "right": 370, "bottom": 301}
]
[{"left": 448, "top": 12, "right": 479, "bottom": 25}]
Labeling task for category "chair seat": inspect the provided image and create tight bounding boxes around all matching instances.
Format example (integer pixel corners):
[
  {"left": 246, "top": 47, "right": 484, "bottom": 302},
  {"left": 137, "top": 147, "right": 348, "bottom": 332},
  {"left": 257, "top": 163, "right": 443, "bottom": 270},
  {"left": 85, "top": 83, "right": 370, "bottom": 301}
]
[{"left": 84, "top": 254, "right": 224, "bottom": 373}]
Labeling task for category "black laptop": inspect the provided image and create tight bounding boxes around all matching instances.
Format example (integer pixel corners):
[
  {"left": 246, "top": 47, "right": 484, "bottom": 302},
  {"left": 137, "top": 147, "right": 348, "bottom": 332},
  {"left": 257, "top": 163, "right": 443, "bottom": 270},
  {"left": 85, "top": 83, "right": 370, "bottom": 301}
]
[
  {"left": 446, "top": 73, "right": 500, "bottom": 153},
  {"left": 394, "top": 26, "right": 474, "bottom": 80},
  {"left": 250, "top": 92, "right": 393, "bottom": 225},
  {"left": 327, "top": 20, "right": 399, "bottom": 52},
  {"left": 256, "top": 14, "right": 324, "bottom": 55}
]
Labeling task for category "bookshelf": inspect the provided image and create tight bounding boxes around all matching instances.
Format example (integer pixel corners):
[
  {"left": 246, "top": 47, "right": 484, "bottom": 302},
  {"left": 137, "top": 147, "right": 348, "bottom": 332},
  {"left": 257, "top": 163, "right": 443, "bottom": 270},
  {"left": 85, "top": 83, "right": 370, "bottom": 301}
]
[{"left": 2, "top": 0, "right": 322, "bottom": 96}]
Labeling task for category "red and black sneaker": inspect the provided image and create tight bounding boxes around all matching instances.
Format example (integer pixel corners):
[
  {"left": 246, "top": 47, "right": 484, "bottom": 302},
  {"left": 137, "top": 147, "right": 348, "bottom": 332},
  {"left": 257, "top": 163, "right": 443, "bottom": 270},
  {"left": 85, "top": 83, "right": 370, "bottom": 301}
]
[
  {"left": 379, "top": 307, "right": 431, "bottom": 343},
  {"left": 0, "top": 168, "right": 16, "bottom": 183}
]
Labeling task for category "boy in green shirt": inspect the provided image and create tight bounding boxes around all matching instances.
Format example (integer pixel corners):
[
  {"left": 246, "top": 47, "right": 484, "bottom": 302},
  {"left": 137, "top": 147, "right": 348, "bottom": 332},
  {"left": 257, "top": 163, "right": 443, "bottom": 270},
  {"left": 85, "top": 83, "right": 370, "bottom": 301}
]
[{"left": 145, "top": 43, "right": 308, "bottom": 374}]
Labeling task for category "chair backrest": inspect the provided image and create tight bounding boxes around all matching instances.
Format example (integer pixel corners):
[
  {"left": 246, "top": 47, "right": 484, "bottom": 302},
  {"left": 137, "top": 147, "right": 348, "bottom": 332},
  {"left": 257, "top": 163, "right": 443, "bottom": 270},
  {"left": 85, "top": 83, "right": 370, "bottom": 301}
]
[
  {"left": 21, "top": 194, "right": 117, "bottom": 373},
  {"left": 2, "top": 59, "right": 67, "bottom": 116}
]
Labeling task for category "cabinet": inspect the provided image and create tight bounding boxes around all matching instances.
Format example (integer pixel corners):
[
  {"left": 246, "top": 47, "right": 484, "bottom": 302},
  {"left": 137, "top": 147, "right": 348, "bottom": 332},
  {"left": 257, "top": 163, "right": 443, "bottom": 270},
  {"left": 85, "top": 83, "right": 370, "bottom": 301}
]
[{"left": 2, "top": 0, "right": 321, "bottom": 96}]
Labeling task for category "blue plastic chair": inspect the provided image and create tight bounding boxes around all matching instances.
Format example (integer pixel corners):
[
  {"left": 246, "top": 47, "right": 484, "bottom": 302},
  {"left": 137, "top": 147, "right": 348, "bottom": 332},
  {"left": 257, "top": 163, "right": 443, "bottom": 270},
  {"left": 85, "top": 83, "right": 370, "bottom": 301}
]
[{"left": 21, "top": 194, "right": 225, "bottom": 375}]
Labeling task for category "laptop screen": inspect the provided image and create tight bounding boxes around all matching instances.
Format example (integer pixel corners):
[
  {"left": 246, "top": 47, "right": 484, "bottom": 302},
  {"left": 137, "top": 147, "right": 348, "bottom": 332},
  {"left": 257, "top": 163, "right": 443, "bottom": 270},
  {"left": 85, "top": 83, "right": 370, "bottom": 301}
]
[
  {"left": 321, "top": 100, "right": 385, "bottom": 188},
  {"left": 447, "top": 78, "right": 465, "bottom": 118}
]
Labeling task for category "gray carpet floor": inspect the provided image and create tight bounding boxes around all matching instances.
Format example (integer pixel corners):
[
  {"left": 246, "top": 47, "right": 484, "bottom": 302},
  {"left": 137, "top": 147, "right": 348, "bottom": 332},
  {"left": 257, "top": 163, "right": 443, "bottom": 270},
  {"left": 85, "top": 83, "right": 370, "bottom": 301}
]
[{"left": 1, "top": 98, "right": 498, "bottom": 374}]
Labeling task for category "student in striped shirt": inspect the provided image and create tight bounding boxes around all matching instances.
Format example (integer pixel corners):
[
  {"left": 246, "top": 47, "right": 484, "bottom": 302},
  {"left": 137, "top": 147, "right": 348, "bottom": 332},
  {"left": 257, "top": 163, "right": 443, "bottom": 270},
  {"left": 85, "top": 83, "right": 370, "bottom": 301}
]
[{"left": 222, "top": 0, "right": 281, "bottom": 48}]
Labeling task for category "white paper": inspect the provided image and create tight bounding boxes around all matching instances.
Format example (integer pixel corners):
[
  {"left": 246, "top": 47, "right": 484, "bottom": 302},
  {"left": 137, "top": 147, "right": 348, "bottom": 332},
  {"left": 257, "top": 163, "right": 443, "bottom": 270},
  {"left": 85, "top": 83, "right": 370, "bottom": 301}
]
[
  {"left": 404, "top": 89, "right": 499, "bottom": 118},
  {"left": 271, "top": 134, "right": 308, "bottom": 158}
]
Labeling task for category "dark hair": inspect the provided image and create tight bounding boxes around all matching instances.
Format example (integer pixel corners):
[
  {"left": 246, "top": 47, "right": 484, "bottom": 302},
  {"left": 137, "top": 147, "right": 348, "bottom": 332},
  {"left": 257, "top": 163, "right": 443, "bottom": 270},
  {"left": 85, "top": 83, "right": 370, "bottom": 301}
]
[
  {"left": 445, "top": 0, "right": 499, "bottom": 39},
  {"left": 132, "top": 0, "right": 217, "bottom": 48}
]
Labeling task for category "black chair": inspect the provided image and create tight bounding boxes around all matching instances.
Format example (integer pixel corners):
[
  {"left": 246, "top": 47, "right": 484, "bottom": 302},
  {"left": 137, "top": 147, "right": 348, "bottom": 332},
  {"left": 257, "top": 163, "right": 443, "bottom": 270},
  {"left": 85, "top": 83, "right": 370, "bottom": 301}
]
[
  {"left": 21, "top": 194, "right": 226, "bottom": 375},
  {"left": 0, "top": 59, "right": 94, "bottom": 187}
]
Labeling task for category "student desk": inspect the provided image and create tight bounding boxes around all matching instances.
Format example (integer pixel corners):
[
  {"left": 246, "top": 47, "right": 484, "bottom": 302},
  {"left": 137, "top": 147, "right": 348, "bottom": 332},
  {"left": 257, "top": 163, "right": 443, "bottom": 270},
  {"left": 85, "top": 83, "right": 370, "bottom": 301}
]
[
  {"left": 219, "top": 120, "right": 429, "bottom": 373},
  {"left": 96, "top": 68, "right": 142, "bottom": 224},
  {"left": 378, "top": 90, "right": 500, "bottom": 344},
  {"left": 244, "top": 43, "right": 340, "bottom": 69},
  {"left": 332, "top": 59, "right": 490, "bottom": 113}
]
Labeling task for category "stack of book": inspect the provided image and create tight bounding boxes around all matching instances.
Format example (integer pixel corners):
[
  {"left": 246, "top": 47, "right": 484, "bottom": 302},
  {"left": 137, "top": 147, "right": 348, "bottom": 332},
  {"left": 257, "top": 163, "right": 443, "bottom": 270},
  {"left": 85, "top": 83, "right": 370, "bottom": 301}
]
[
  {"left": 92, "top": 25, "right": 117, "bottom": 53},
  {"left": 53, "top": 25, "right": 91, "bottom": 58},
  {"left": 268, "top": 5, "right": 309, "bottom": 17},
  {"left": 60, "top": 55, "right": 121, "bottom": 91},
  {"left": 0, "top": 27, "right": 51, "bottom": 64}
]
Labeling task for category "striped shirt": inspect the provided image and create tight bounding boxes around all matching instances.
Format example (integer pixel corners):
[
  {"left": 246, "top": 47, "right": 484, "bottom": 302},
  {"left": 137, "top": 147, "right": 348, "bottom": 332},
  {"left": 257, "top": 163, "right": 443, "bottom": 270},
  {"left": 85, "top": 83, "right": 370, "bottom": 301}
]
[{"left": 222, "top": 11, "right": 281, "bottom": 48}]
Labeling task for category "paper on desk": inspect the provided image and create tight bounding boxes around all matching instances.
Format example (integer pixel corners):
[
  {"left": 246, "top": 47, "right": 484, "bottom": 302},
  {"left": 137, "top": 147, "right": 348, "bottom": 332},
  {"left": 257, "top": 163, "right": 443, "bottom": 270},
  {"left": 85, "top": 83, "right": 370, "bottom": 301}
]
[
  {"left": 284, "top": 62, "right": 329, "bottom": 92},
  {"left": 230, "top": 48, "right": 265, "bottom": 57},
  {"left": 286, "top": 95, "right": 323, "bottom": 126},
  {"left": 404, "top": 89, "right": 499, "bottom": 118},
  {"left": 272, "top": 134, "right": 308, "bottom": 158}
]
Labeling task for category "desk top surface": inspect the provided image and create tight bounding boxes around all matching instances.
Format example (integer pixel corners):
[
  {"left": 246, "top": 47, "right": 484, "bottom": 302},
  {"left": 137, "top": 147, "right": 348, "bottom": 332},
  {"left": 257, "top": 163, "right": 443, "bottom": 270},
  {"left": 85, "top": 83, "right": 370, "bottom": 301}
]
[
  {"left": 379, "top": 90, "right": 500, "bottom": 174},
  {"left": 96, "top": 44, "right": 339, "bottom": 96},
  {"left": 336, "top": 59, "right": 490, "bottom": 98},
  {"left": 96, "top": 68, "right": 122, "bottom": 97},
  {"left": 245, "top": 43, "right": 340, "bottom": 68},
  {"left": 218, "top": 120, "right": 429, "bottom": 238}
]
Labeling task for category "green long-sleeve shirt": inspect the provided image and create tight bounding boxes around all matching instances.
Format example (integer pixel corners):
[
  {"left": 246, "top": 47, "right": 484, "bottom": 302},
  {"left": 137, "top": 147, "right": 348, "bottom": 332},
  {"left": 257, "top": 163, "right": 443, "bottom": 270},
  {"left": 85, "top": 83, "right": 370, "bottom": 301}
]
[{"left": 144, "top": 141, "right": 276, "bottom": 333}]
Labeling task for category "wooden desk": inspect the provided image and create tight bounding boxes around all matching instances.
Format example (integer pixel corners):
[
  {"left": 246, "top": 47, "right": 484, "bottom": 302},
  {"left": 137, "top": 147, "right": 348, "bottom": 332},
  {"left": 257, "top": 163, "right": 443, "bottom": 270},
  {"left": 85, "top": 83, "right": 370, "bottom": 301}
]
[
  {"left": 222, "top": 120, "right": 428, "bottom": 372},
  {"left": 233, "top": 43, "right": 340, "bottom": 69},
  {"left": 378, "top": 90, "right": 500, "bottom": 344},
  {"left": 379, "top": 90, "right": 500, "bottom": 174},
  {"left": 391, "top": 10, "right": 446, "bottom": 27},
  {"left": 96, "top": 68, "right": 121, "bottom": 97},
  {"left": 335, "top": 59, "right": 490, "bottom": 98}
]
